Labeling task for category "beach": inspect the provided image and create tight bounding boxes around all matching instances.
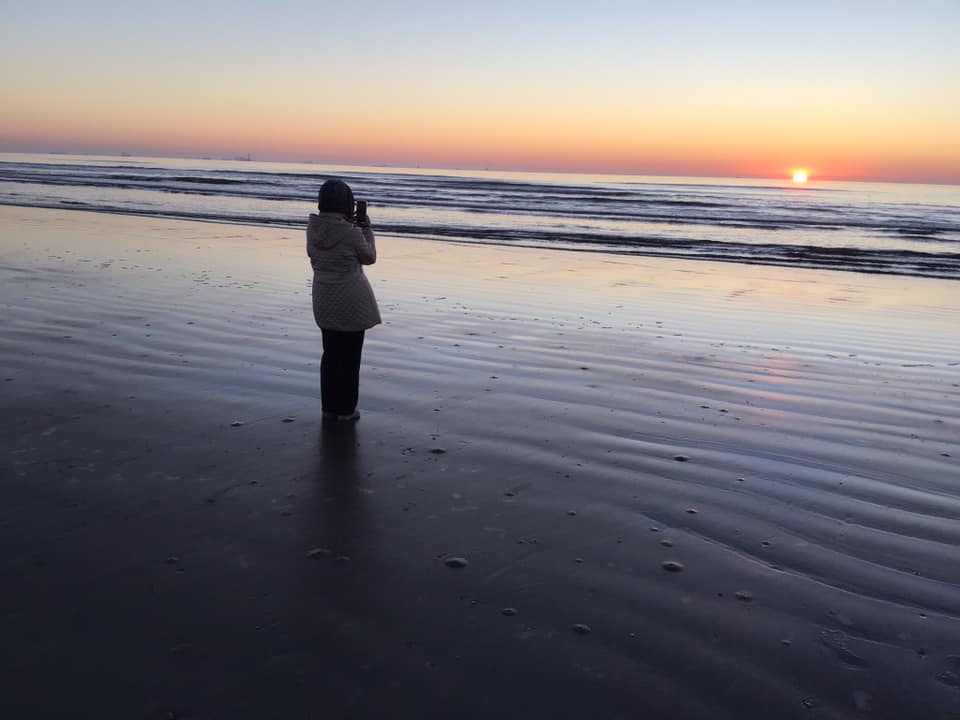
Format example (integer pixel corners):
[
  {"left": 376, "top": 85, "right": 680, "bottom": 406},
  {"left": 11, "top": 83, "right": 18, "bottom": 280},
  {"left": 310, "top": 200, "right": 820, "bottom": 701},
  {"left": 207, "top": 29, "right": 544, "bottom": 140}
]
[{"left": 2, "top": 204, "right": 958, "bottom": 718}]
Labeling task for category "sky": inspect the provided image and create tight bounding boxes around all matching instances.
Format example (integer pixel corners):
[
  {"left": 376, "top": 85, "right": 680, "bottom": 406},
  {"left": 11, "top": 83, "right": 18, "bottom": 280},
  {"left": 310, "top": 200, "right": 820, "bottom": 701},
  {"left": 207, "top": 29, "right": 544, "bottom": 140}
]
[{"left": 2, "top": 0, "right": 959, "bottom": 182}]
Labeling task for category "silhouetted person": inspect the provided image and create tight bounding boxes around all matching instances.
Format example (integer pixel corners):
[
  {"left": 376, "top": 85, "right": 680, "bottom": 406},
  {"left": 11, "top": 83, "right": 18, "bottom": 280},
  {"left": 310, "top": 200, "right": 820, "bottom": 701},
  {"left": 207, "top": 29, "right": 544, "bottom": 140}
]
[{"left": 307, "top": 179, "right": 381, "bottom": 421}]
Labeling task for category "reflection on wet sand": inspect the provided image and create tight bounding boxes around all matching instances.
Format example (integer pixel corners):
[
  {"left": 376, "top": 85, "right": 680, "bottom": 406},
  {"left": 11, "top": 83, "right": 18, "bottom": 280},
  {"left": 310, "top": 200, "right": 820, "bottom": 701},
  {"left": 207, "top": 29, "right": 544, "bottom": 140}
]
[{"left": 2, "top": 206, "right": 958, "bottom": 718}]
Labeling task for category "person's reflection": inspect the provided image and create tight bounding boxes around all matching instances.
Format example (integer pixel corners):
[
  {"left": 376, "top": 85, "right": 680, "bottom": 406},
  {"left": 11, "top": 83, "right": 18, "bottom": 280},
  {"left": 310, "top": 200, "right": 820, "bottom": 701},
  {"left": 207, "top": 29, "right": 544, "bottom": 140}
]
[
  {"left": 286, "top": 423, "right": 380, "bottom": 694},
  {"left": 314, "top": 423, "right": 367, "bottom": 563}
]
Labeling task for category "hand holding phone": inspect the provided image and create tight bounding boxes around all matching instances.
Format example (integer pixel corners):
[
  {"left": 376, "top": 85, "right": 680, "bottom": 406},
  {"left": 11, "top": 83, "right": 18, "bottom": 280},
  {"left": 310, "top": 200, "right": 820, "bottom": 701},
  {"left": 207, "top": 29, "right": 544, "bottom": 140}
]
[{"left": 355, "top": 200, "right": 369, "bottom": 225}]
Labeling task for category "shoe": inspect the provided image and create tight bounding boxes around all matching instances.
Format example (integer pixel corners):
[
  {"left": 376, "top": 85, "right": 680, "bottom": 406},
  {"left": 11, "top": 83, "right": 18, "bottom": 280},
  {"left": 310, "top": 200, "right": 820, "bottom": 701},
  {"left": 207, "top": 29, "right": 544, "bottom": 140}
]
[{"left": 322, "top": 410, "right": 359, "bottom": 422}]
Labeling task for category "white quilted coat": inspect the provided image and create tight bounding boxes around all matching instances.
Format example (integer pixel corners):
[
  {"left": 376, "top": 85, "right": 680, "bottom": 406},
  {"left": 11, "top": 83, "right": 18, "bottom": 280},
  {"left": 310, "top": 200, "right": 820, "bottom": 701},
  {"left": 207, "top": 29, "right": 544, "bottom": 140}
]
[{"left": 307, "top": 212, "right": 381, "bottom": 331}]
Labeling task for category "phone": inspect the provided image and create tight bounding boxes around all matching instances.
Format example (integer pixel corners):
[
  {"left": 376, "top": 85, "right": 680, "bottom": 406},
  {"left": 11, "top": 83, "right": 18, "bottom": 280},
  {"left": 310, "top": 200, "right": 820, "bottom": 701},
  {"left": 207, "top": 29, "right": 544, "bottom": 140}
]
[{"left": 355, "top": 200, "right": 368, "bottom": 223}]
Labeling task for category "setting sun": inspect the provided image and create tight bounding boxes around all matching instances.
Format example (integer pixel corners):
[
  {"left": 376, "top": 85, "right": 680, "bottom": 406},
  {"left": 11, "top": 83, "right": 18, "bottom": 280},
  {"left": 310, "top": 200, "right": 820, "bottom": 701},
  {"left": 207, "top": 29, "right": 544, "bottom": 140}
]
[{"left": 792, "top": 169, "right": 809, "bottom": 183}]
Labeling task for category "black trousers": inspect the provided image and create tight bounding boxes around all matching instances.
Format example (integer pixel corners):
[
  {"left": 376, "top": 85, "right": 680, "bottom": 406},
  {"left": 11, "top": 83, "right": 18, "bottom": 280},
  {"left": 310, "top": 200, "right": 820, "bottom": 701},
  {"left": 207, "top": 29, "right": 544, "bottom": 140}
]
[{"left": 320, "top": 329, "right": 365, "bottom": 414}]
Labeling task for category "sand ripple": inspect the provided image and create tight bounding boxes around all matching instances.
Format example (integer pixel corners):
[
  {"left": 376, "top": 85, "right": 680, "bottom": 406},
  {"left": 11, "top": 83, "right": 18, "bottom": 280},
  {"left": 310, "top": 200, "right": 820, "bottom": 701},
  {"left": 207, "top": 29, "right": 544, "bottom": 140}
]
[{"left": 2, "top": 207, "right": 958, "bottom": 718}]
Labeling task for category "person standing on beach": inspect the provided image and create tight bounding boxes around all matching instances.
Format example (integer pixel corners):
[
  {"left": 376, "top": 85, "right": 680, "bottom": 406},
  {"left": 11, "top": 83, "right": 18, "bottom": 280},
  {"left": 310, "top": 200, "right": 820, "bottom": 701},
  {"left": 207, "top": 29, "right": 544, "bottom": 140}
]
[{"left": 307, "top": 179, "right": 381, "bottom": 422}]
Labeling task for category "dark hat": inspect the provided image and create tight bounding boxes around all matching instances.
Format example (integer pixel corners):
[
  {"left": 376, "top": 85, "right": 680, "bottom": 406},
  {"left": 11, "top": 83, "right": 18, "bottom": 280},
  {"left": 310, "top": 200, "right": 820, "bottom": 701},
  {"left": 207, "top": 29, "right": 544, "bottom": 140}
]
[{"left": 318, "top": 179, "right": 355, "bottom": 217}]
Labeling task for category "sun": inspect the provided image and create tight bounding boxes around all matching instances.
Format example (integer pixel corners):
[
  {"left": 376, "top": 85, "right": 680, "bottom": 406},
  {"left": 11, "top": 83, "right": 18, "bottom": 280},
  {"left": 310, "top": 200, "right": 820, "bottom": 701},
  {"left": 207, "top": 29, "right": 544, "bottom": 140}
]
[{"left": 791, "top": 169, "right": 809, "bottom": 183}]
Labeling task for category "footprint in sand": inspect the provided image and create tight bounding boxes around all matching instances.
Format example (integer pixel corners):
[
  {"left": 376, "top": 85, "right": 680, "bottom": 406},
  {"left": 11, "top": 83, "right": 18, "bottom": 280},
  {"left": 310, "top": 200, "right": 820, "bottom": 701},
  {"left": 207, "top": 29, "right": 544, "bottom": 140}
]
[
  {"left": 935, "top": 656, "right": 960, "bottom": 687},
  {"left": 819, "top": 629, "right": 869, "bottom": 668}
]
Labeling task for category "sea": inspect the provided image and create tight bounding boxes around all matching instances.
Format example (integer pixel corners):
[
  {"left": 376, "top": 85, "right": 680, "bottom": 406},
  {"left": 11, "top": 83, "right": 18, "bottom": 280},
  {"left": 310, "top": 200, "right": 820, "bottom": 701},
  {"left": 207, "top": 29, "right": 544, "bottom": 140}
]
[{"left": 1, "top": 153, "right": 958, "bottom": 280}]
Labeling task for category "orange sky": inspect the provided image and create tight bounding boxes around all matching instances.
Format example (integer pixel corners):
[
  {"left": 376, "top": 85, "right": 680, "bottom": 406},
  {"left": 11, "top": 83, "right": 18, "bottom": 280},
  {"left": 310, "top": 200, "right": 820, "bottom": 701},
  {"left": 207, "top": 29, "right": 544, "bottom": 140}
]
[{"left": 2, "top": 2, "right": 958, "bottom": 182}]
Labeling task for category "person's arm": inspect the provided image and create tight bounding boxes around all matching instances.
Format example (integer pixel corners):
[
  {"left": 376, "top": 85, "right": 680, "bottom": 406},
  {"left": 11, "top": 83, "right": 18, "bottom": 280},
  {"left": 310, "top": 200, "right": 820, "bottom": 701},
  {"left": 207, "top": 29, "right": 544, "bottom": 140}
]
[{"left": 356, "top": 224, "right": 377, "bottom": 265}]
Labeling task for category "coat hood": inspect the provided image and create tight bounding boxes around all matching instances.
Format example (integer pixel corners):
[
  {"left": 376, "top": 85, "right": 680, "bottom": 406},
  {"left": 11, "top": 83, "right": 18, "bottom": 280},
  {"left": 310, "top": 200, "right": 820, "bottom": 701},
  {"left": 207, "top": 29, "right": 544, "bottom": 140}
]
[{"left": 307, "top": 212, "right": 350, "bottom": 249}]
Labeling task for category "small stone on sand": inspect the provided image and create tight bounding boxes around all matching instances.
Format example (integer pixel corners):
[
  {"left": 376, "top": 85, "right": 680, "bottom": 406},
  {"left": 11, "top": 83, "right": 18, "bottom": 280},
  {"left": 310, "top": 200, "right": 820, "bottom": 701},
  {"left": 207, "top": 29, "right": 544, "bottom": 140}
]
[
  {"left": 230, "top": 420, "right": 244, "bottom": 427},
  {"left": 735, "top": 590, "right": 753, "bottom": 602},
  {"left": 571, "top": 623, "right": 592, "bottom": 635},
  {"left": 661, "top": 560, "right": 685, "bottom": 572},
  {"left": 444, "top": 557, "right": 469, "bottom": 569},
  {"left": 501, "top": 607, "right": 517, "bottom": 616},
  {"left": 673, "top": 454, "right": 689, "bottom": 462}
]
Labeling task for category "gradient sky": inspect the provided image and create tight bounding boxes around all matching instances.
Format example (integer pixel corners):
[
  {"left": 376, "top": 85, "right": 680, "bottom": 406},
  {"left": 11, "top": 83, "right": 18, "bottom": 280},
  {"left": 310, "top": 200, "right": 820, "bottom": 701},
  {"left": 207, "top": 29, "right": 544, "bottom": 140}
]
[{"left": 3, "top": 0, "right": 959, "bottom": 182}]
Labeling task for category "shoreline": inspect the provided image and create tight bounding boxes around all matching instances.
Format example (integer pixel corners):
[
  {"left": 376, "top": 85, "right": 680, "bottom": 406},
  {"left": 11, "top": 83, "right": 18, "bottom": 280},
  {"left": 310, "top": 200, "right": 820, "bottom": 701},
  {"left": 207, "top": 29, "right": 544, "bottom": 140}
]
[
  {"left": 2, "top": 206, "right": 958, "bottom": 718},
  {"left": 4, "top": 151, "right": 960, "bottom": 283},
  {"left": 3, "top": 198, "right": 959, "bottom": 282}
]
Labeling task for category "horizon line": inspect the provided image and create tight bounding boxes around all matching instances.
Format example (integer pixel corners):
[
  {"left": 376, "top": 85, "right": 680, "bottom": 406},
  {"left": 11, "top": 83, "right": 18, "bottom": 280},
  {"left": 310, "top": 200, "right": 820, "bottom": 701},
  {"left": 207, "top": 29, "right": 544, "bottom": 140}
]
[{"left": 1, "top": 148, "right": 958, "bottom": 187}]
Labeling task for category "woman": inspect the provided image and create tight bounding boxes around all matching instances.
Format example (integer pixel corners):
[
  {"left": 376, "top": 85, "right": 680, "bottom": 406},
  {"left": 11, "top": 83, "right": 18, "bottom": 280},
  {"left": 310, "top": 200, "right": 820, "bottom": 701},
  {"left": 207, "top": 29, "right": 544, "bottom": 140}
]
[{"left": 307, "top": 179, "right": 381, "bottom": 421}]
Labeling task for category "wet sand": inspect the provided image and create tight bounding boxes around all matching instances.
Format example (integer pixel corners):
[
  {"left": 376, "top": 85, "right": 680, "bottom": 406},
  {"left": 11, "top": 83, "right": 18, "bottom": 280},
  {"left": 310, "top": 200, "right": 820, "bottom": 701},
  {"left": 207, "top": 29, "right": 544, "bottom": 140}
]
[{"left": 1, "top": 205, "right": 958, "bottom": 719}]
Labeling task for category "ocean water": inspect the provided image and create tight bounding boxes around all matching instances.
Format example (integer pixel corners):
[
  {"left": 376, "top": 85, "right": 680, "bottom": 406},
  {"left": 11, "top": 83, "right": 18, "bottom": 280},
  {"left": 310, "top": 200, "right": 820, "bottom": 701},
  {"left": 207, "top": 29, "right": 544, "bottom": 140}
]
[{"left": 1, "top": 153, "right": 958, "bottom": 279}]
